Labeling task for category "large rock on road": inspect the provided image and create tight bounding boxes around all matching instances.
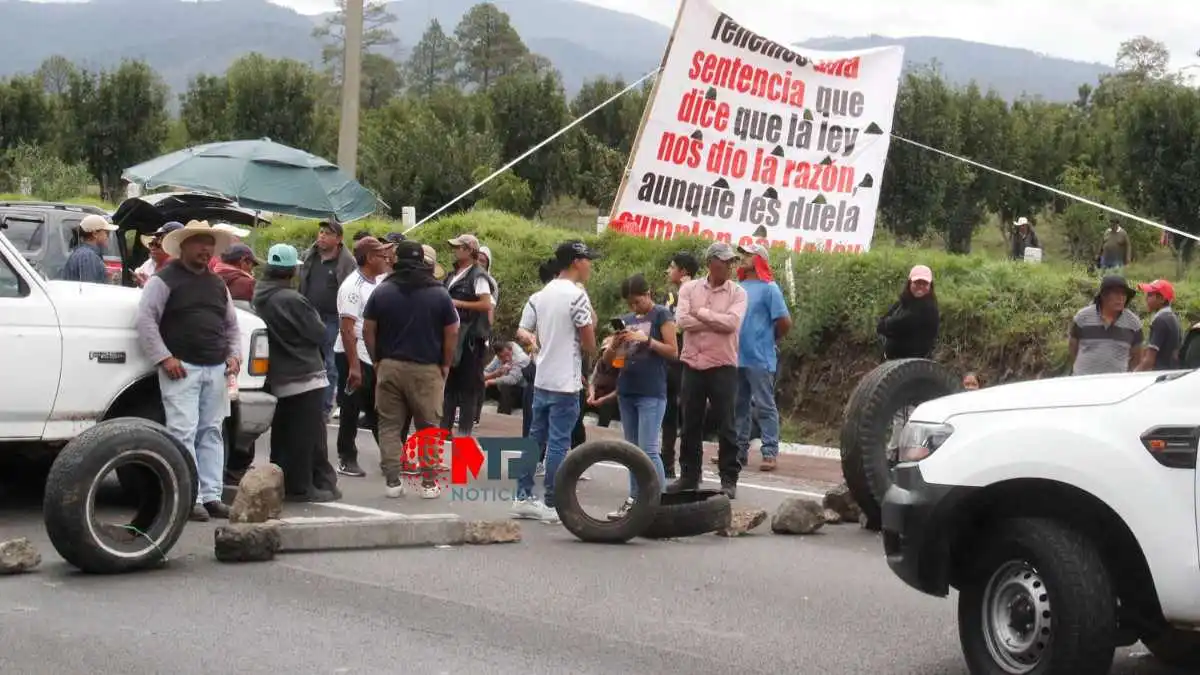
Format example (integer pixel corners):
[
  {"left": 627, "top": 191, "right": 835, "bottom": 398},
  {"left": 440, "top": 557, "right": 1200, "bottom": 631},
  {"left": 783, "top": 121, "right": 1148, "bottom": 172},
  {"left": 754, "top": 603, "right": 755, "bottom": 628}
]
[
  {"left": 771, "top": 498, "right": 826, "bottom": 535},
  {"left": 229, "top": 464, "right": 284, "bottom": 524}
]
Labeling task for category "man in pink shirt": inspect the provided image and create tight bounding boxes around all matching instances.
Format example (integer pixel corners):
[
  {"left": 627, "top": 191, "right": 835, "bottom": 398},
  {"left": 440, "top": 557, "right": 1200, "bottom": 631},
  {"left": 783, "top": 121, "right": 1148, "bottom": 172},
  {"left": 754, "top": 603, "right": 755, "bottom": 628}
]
[{"left": 669, "top": 241, "right": 748, "bottom": 498}]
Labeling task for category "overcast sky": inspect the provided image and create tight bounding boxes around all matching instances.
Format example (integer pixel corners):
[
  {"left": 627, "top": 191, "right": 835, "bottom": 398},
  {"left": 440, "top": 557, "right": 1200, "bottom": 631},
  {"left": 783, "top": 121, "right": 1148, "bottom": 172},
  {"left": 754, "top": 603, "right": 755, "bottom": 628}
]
[
  {"left": 27, "top": 0, "right": 1200, "bottom": 70},
  {"left": 265, "top": 0, "right": 1196, "bottom": 69}
]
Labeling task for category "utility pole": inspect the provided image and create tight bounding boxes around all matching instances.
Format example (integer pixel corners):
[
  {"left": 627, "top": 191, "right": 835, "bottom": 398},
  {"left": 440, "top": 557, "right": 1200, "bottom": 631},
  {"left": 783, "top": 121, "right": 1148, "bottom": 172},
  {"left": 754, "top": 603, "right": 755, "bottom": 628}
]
[{"left": 337, "top": 0, "right": 365, "bottom": 177}]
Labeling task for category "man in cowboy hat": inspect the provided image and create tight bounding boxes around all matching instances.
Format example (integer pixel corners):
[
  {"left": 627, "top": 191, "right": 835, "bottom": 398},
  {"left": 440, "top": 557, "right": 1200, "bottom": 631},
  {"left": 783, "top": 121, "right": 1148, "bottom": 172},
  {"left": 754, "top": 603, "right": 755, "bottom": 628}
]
[
  {"left": 1068, "top": 275, "right": 1144, "bottom": 376},
  {"left": 135, "top": 221, "right": 184, "bottom": 287},
  {"left": 1010, "top": 216, "right": 1040, "bottom": 261},
  {"left": 61, "top": 214, "right": 117, "bottom": 284},
  {"left": 135, "top": 220, "right": 242, "bottom": 522}
]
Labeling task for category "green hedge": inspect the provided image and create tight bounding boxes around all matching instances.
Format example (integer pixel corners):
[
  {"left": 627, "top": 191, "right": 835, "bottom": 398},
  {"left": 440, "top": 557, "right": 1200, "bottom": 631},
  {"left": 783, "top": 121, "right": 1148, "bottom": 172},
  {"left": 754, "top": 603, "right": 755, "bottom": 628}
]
[{"left": 251, "top": 209, "right": 1199, "bottom": 440}]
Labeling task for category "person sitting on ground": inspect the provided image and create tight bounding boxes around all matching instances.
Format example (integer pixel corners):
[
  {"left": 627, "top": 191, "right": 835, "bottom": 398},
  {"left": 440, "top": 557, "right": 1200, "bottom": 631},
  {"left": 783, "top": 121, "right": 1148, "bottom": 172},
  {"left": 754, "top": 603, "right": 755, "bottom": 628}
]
[
  {"left": 483, "top": 340, "right": 530, "bottom": 415},
  {"left": 586, "top": 336, "right": 620, "bottom": 427}
]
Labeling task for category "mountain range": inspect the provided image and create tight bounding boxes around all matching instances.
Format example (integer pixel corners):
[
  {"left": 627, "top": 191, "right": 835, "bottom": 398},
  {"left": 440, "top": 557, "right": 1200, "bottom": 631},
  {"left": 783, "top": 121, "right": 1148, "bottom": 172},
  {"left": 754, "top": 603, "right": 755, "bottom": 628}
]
[{"left": 0, "top": 0, "right": 1115, "bottom": 103}]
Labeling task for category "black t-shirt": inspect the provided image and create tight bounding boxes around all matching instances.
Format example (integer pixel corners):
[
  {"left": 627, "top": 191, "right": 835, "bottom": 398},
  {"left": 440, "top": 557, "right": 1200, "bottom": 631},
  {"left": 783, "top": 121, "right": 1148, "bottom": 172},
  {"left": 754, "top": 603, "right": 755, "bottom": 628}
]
[
  {"left": 363, "top": 282, "right": 460, "bottom": 365},
  {"left": 1147, "top": 308, "right": 1182, "bottom": 370},
  {"left": 304, "top": 257, "right": 341, "bottom": 317}
]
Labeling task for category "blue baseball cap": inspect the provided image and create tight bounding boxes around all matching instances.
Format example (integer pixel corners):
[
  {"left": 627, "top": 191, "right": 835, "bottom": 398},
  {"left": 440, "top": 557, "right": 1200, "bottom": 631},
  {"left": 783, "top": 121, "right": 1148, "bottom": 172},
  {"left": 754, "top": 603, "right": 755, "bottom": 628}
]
[{"left": 266, "top": 243, "right": 301, "bottom": 268}]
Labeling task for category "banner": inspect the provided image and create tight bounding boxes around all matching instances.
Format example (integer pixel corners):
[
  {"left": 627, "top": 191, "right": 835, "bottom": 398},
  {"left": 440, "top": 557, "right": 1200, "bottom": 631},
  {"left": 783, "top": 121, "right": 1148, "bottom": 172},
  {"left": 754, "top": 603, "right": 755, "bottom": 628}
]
[{"left": 609, "top": 0, "right": 903, "bottom": 254}]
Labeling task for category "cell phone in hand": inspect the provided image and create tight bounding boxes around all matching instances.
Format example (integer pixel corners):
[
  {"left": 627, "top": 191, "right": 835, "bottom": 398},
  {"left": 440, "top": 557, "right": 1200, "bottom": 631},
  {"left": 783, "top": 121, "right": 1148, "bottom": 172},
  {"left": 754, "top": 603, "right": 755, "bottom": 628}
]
[{"left": 609, "top": 317, "right": 626, "bottom": 332}]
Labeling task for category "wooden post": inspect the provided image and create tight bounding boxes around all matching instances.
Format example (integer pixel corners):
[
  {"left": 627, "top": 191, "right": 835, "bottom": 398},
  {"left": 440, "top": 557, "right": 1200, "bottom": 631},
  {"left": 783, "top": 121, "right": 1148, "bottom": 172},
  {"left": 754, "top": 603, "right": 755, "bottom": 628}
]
[{"left": 606, "top": 0, "right": 691, "bottom": 226}]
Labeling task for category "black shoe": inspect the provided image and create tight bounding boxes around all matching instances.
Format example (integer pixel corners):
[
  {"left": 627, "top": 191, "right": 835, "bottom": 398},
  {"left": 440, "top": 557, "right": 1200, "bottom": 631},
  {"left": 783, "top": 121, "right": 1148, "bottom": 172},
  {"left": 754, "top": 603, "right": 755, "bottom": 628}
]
[
  {"left": 665, "top": 477, "right": 701, "bottom": 494},
  {"left": 720, "top": 482, "right": 737, "bottom": 500},
  {"left": 337, "top": 458, "right": 366, "bottom": 477},
  {"left": 190, "top": 504, "right": 210, "bottom": 522},
  {"left": 204, "top": 500, "right": 231, "bottom": 519},
  {"left": 285, "top": 489, "right": 338, "bottom": 503}
]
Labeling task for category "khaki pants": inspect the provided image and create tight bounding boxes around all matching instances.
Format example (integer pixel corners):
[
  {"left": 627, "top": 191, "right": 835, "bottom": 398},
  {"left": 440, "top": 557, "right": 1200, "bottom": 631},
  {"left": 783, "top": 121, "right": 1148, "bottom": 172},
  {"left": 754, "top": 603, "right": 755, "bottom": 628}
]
[{"left": 376, "top": 360, "right": 445, "bottom": 480}]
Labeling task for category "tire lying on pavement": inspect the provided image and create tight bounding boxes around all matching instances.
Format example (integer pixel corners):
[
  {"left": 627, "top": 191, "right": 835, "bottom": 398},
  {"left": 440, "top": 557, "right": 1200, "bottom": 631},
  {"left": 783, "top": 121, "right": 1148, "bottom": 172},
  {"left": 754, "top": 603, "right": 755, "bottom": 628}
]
[
  {"left": 840, "top": 358, "right": 962, "bottom": 529},
  {"left": 43, "top": 417, "right": 198, "bottom": 574},
  {"left": 641, "top": 489, "right": 731, "bottom": 539},
  {"left": 555, "top": 439, "right": 661, "bottom": 543}
]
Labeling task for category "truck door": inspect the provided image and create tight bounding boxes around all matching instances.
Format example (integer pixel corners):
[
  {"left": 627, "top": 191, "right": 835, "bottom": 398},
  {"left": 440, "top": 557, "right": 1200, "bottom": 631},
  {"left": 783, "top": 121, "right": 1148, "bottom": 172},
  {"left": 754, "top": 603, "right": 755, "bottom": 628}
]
[{"left": 0, "top": 242, "right": 63, "bottom": 438}]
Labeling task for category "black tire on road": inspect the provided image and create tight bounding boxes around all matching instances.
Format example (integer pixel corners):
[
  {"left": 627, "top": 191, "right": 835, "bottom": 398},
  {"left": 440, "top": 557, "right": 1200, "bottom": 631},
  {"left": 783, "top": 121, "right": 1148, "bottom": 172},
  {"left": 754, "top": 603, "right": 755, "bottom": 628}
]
[
  {"left": 958, "top": 518, "right": 1117, "bottom": 675},
  {"left": 554, "top": 439, "right": 661, "bottom": 543},
  {"left": 641, "top": 489, "right": 731, "bottom": 539},
  {"left": 43, "top": 418, "right": 198, "bottom": 574},
  {"left": 839, "top": 358, "right": 962, "bottom": 528},
  {"left": 1142, "top": 628, "right": 1200, "bottom": 669}
]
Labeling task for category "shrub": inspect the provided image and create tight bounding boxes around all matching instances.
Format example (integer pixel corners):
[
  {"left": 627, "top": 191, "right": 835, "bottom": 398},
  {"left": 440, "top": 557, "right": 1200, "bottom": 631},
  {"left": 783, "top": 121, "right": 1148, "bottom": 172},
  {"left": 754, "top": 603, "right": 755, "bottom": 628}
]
[
  {"left": 219, "top": 209, "right": 1200, "bottom": 441},
  {"left": 2, "top": 144, "right": 92, "bottom": 202}
]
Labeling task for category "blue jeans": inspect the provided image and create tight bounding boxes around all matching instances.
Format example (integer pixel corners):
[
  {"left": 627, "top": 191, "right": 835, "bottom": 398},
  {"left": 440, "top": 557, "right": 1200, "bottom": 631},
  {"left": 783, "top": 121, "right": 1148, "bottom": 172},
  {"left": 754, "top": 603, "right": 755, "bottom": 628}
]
[
  {"left": 618, "top": 395, "right": 667, "bottom": 499},
  {"left": 159, "top": 362, "right": 228, "bottom": 504},
  {"left": 321, "top": 316, "right": 339, "bottom": 415},
  {"left": 735, "top": 366, "right": 781, "bottom": 461},
  {"left": 516, "top": 388, "right": 580, "bottom": 507}
]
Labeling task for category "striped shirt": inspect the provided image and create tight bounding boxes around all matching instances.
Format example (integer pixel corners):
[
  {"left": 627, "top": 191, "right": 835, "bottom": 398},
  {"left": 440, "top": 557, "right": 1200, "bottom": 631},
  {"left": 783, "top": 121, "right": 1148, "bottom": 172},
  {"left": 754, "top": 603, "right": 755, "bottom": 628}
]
[{"left": 1069, "top": 305, "right": 1143, "bottom": 375}]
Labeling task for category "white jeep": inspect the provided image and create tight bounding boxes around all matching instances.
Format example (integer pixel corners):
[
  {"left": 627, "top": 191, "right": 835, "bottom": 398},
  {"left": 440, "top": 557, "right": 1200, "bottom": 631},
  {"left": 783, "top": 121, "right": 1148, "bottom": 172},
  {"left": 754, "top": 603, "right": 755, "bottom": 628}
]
[
  {"left": 882, "top": 368, "right": 1200, "bottom": 673},
  {"left": 0, "top": 228, "right": 275, "bottom": 477}
]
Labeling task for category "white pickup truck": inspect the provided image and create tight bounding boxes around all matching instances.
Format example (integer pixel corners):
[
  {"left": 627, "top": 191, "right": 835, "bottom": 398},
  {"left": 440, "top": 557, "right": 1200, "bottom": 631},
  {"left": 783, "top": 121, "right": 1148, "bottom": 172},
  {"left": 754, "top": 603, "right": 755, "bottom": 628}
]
[
  {"left": 881, "top": 368, "right": 1200, "bottom": 673},
  {"left": 0, "top": 228, "right": 275, "bottom": 473}
]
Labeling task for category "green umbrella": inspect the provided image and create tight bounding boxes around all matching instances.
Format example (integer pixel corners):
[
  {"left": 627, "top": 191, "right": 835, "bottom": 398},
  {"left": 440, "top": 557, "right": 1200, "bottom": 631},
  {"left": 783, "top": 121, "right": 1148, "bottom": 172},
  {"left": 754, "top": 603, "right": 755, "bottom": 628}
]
[{"left": 121, "top": 138, "right": 382, "bottom": 223}]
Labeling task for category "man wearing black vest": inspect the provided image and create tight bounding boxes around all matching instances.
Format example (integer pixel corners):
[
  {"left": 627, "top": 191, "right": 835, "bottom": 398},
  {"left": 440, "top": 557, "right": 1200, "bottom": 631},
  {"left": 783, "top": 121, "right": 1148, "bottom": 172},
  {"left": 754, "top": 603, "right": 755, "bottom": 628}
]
[
  {"left": 136, "top": 221, "right": 242, "bottom": 523},
  {"left": 441, "top": 234, "right": 494, "bottom": 436}
]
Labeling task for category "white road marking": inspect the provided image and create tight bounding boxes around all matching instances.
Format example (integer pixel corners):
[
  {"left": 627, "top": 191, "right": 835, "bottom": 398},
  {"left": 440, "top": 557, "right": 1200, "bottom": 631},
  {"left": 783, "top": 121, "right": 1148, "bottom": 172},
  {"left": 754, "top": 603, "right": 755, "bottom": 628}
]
[
  {"left": 310, "top": 502, "right": 401, "bottom": 518},
  {"left": 319, "top": 425, "right": 831, "bottom": 500}
]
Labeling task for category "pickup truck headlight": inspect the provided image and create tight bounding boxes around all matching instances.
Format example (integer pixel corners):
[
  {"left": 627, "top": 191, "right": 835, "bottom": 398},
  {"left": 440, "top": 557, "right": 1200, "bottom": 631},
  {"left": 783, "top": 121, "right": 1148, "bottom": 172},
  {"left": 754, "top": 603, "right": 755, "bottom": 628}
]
[
  {"left": 897, "top": 422, "right": 954, "bottom": 462},
  {"left": 247, "top": 329, "right": 270, "bottom": 376}
]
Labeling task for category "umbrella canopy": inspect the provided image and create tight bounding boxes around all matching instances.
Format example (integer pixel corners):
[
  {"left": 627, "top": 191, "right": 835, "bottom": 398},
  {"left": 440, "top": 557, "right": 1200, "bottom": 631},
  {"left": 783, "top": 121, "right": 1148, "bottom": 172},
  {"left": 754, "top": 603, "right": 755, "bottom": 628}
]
[{"left": 121, "top": 138, "right": 381, "bottom": 223}]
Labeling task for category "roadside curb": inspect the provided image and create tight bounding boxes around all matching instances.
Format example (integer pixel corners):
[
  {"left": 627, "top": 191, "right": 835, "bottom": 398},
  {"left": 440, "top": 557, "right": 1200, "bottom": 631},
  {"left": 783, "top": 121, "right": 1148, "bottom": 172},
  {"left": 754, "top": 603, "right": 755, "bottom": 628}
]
[{"left": 275, "top": 514, "right": 466, "bottom": 552}]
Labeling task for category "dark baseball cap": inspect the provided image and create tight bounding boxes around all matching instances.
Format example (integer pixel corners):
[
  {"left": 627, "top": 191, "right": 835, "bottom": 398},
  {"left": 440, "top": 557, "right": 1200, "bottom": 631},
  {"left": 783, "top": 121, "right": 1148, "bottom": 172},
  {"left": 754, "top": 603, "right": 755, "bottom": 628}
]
[
  {"left": 393, "top": 239, "right": 425, "bottom": 263},
  {"left": 221, "top": 243, "right": 261, "bottom": 265},
  {"left": 318, "top": 219, "right": 344, "bottom": 236},
  {"left": 1096, "top": 275, "right": 1136, "bottom": 303},
  {"left": 555, "top": 240, "right": 601, "bottom": 265}
]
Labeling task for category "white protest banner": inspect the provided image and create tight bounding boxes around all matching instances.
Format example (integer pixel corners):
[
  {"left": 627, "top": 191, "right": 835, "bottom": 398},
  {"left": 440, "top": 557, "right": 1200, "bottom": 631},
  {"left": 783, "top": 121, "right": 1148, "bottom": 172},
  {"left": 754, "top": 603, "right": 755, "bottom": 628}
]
[{"left": 609, "top": 0, "right": 903, "bottom": 254}]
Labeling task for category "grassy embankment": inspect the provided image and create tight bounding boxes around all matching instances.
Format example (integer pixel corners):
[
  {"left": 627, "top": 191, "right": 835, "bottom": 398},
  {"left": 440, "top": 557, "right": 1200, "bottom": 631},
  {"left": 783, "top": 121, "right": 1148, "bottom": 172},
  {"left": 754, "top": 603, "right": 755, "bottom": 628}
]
[{"left": 9, "top": 194, "right": 1195, "bottom": 445}]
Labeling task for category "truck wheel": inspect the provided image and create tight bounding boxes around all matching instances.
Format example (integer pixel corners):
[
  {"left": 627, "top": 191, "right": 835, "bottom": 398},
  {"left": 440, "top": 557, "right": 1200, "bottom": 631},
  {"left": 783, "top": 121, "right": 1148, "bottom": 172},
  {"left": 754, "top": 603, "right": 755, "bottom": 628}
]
[
  {"left": 839, "top": 358, "right": 961, "bottom": 529},
  {"left": 555, "top": 440, "right": 661, "bottom": 543},
  {"left": 43, "top": 418, "right": 198, "bottom": 574},
  {"left": 641, "top": 489, "right": 731, "bottom": 539},
  {"left": 1142, "top": 628, "right": 1200, "bottom": 668},
  {"left": 958, "top": 518, "right": 1117, "bottom": 675}
]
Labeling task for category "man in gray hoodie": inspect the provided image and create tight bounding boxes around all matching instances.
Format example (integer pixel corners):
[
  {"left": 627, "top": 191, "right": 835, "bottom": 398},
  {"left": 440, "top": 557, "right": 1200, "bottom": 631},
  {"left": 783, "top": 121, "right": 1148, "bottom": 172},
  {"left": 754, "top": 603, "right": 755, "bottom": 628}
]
[{"left": 254, "top": 243, "right": 341, "bottom": 503}]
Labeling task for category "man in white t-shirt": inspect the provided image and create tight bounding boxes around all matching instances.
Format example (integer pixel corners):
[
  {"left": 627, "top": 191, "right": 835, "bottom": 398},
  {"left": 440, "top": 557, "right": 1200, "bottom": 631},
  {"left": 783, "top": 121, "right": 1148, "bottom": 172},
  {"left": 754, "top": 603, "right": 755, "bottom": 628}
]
[
  {"left": 334, "top": 236, "right": 395, "bottom": 477},
  {"left": 512, "top": 240, "right": 599, "bottom": 522}
]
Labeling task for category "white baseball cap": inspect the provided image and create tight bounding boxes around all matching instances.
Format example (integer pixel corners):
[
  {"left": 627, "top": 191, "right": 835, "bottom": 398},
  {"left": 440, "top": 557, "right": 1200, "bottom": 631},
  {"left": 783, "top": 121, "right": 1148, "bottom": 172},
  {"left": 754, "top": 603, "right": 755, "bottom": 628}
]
[{"left": 80, "top": 214, "right": 117, "bottom": 233}]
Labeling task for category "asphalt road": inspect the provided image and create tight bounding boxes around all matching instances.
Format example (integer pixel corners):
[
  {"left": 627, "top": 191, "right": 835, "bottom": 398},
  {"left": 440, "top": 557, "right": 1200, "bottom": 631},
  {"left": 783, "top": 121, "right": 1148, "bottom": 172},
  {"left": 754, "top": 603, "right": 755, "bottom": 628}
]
[{"left": 0, "top": 419, "right": 1188, "bottom": 675}]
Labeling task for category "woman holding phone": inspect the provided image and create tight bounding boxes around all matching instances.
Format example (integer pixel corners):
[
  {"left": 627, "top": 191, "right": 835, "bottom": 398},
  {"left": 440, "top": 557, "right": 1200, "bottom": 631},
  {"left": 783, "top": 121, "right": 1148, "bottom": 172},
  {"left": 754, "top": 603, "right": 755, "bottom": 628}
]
[{"left": 603, "top": 274, "right": 678, "bottom": 520}]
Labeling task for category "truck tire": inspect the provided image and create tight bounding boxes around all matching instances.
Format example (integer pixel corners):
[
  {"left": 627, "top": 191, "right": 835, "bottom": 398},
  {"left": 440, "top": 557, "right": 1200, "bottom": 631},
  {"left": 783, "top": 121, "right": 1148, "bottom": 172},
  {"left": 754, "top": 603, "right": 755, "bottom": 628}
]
[
  {"left": 43, "top": 418, "right": 198, "bottom": 574},
  {"left": 641, "top": 489, "right": 731, "bottom": 539},
  {"left": 958, "top": 518, "right": 1117, "bottom": 675},
  {"left": 555, "top": 440, "right": 661, "bottom": 543},
  {"left": 839, "top": 358, "right": 961, "bottom": 529},
  {"left": 1142, "top": 628, "right": 1200, "bottom": 669}
]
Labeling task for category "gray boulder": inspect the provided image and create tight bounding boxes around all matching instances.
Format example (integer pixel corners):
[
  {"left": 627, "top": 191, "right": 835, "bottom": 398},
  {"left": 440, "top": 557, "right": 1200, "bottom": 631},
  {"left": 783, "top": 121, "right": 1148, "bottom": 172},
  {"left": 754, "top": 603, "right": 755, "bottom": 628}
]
[
  {"left": 771, "top": 498, "right": 826, "bottom": 535},
  {"left": 0, "top": 538, "right": 41, "bottom": 574},
  {"left": 229, "top": 464, "right": 284, "bottom": 524},
  {"left": 215, "top": 522, "right": 282, "bottom": 562}
]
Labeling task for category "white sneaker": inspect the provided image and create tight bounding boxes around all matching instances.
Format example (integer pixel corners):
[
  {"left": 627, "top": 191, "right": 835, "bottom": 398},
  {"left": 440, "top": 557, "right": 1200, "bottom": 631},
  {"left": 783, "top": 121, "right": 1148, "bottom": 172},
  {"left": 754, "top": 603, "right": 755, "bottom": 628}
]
[
  {"left": 606, "top": 498, "right": 634, "bottom": 521},
  {"left": 384, "top": 479, "right": 405, "bottom": 499},
  {"left": 420, "top": 484, "right": 442, "bottom": 500},
  {"left": 510, "top": 497, "right": 559, "bottom": 523},
  {"left": 534, "top": 461, "right": 546, "bottom": 477},
  {"left": 331, "top": 407, "right": 340, "bottom": 420}
]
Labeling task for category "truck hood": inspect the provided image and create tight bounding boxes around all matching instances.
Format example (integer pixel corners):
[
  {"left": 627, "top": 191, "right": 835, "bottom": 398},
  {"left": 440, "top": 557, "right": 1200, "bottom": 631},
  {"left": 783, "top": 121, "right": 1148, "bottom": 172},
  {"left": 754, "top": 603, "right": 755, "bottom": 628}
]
[
  {"left": 45, "top": 280, "right": 268, "bottom": 391},
  {"left": 913, "top": 371, "right": 1177, "bottom": 423}
]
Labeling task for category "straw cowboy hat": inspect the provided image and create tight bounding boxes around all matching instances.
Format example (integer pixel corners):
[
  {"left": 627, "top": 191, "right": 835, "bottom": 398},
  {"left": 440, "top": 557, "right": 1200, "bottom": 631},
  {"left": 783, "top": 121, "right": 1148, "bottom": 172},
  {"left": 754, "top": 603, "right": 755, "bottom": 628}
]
[{"left": 161, "top": 220, "right": 234, "bottom": 259}]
